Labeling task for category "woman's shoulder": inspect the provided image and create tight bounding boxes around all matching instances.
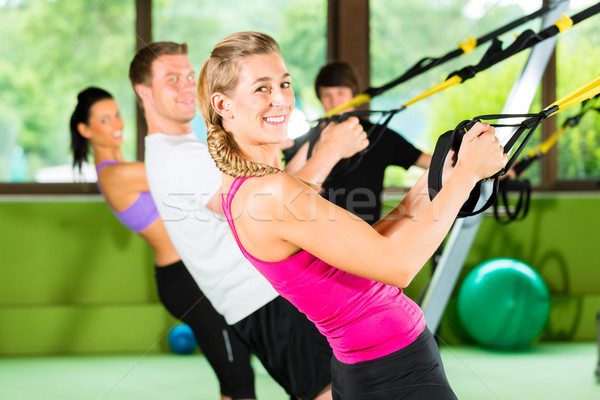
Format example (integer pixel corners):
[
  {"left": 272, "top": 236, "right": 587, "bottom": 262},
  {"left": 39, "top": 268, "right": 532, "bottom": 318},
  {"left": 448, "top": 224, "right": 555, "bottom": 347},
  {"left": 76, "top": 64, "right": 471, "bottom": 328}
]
[
  {"left": 98, "top": 160, "right": 143, "bottom": 178},
  {"left": 227, "top": 172, "right": 285, "bottom": 195},
  {"left": 228, "top": 172, "right": 311, "bottom": 207},
  {"left": 251, "top": 172, "right": 310, "bottom": 193},
  {"left": 96, "top": 159, "right": 147, "bottom": 196}
]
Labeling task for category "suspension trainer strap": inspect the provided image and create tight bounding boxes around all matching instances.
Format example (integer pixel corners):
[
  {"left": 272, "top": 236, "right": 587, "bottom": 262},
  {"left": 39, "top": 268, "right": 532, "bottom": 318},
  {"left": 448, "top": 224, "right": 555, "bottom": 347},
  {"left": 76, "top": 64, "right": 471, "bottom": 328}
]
[
  {"left": 494, "top": 94, "right": 600, "bottom": 224},
  {"left": 427, "top": 111, "right": 558, "bottom": 217},
  {"left": 427, "top": 119, "right": 502, "bottom": 217},
  {"left": 510, "top": 94, "right": 600, "bottom": 176},
  {"left": 428, "top": 72, "right": 600, "bottom": 219},
  {"left": 493, "top": 178, "right": 532, "bottom": 224},
  {"left": 310, "top": 4, "right": 600, "bottom": 187},
  {"left": 547, "top": 75, "right": 600, "bottom": 115},
  {"left": 322, "top": 2, "right": 560, "bottom": 118},
  {"left": 398, "top": 3, "right": 600, "bottom": 113}
]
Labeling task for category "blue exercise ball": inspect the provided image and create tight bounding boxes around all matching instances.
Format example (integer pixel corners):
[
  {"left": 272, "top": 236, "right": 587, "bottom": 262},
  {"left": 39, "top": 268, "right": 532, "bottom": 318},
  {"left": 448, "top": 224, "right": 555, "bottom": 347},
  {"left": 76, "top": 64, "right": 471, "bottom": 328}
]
[
  {"left": 457, "top": 258, "right": 551, "bottom": 350},
  {"left": 168, "top": 324, "right": 198, "bottom": 355}
]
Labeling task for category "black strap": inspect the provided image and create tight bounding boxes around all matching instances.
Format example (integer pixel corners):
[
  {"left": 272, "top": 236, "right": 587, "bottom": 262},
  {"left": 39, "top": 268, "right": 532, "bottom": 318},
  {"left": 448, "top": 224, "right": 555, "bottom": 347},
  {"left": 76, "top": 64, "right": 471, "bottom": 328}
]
[
  {"left": 509, "top": 94, "right": 600, "bottom": 177},
  {"left": 428, "top": 112, "right": 547, "bottom": 218},
  {"left": 490, "top": 94, "right": 600, "bottom": 223},
  {"left": 562, "top": 93, "right": 600, "bottom": 128},
  {"left": 427, "top": 121, "right": 498, "bottom": 218},
  {"left": 445, "top": 3, "right": 600, "bottom": 85},
  {"left": 365, "top": 2, "right": 555, "bottom": 98},
  {"left": 493, "top": 178, "right": 532, "bottom": 224},
  {"left": 512, "top": 155, "right": 538, "bottom": 176}
]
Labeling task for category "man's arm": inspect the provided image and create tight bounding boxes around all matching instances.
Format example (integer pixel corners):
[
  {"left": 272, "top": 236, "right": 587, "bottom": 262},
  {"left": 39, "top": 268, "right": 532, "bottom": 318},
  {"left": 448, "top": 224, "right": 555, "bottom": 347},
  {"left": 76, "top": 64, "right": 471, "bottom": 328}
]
[
  {"left": 206, "top": 185, "right": 225, "bottom": 215},
  {"left": 415, "top": 152, "right": 432, "bottom": 169},
  {"left": 289, "top": 117, "right": 368, "bottom": 185}
]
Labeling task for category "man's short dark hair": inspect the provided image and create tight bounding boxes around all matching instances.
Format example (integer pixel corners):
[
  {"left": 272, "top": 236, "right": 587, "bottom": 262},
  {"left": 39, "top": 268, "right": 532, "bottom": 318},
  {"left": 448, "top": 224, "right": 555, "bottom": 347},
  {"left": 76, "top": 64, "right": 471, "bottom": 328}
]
[{"left": 314, "top": 61, "right": 361, "bottom": 99}]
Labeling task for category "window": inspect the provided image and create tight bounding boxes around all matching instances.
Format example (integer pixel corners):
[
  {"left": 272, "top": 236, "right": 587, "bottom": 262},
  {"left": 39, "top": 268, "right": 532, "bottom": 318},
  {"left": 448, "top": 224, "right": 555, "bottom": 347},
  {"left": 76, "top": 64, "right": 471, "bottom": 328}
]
[
  {"left": 0, "top": 0, "right": 136, "bottom": 186},
  {"left": 5, "top": 1, "right": 594, "bottom": 193},
  {"left": 370, "top": 0, "right": 600, "bottom": 190},
  {"left": 554, "top": 0, "right": 600, "bottom": 184},
  {"left": 1, "top": 0, "right": 325, "bottom": 193}
]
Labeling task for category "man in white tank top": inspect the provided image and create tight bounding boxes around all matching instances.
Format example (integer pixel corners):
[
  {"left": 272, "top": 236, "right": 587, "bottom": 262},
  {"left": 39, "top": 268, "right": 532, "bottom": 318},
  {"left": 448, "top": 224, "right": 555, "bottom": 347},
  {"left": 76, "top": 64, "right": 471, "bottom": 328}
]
[{"left": 130, "top": 41, "right": 368, "bottom": 400}]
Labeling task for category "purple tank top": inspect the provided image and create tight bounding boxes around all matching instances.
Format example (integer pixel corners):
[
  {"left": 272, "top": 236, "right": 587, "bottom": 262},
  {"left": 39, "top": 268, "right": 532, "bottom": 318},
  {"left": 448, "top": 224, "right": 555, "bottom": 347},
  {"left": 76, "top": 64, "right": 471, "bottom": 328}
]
[
  {"left": 96, "top": 160, "right": 159, "bottom": 233},
  {"left": 222, "top": 176, "right": 426, "bottom": 364}
]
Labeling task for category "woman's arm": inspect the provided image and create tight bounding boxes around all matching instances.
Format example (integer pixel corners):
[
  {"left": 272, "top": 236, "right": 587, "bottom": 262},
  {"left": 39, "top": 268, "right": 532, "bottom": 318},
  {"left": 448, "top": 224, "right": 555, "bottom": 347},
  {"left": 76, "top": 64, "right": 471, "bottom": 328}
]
[
  {"left": 98, "top": 161, "right": 150, "bottom": 194},
  {"left": 373, "top": 146, "right": 457, "bottom": 237},
  {"left": 235, "top": 122, "right": 506, "bottom": 289}
]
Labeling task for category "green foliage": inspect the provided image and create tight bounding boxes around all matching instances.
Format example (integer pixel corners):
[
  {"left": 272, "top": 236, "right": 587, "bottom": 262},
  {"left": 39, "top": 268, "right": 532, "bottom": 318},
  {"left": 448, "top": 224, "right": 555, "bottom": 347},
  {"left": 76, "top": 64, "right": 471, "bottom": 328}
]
[
  {"left": 278, "top": 0, "right": 327, "bottom": 114},
  {"left": 555, "top": 36, "right": 600, "bottom": 180},
  {"left": 0, "top": 0, "right": 325, "bottom": 182},
  {"left": 0, "top": 0, "right": 136, "bottom": 181}
]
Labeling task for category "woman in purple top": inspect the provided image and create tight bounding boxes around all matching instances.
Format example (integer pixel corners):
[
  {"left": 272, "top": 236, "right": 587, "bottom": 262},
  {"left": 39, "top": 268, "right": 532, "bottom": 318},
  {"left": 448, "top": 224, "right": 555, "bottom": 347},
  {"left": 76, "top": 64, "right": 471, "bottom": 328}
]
[
  {"left": 69, "top": 87, "right": 256, "bottom": 400},
  {"left": 197, "top": 32, "right": 508, "bottom": 399}
]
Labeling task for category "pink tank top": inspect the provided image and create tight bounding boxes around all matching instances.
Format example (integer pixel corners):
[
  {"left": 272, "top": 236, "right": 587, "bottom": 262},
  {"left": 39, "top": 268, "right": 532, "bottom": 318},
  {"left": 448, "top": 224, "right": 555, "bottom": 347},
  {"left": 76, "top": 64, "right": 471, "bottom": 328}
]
[{"left": 223, "top": 176, "right": 426, "bottom": 364}]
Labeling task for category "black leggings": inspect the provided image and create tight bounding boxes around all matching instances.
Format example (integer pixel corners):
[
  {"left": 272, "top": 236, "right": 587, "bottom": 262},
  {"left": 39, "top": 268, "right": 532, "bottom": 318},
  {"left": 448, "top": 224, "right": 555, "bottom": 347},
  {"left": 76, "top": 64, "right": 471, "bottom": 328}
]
[
  {"left": 155, "top": 260, "right": 255, "bottom": 399},
  {"left": 331, "top": 328, "right": 457, "bottom": 400}
]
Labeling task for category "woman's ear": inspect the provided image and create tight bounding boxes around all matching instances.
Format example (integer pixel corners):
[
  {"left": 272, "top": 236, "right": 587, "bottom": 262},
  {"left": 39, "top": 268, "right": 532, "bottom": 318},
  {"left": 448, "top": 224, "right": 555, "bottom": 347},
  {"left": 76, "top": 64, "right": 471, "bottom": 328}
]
[
  {"left": 77, "top": 122, "right": 92, "bottom": 139},
  {"left": 211, "top": 92, "right": 232, "bottom": 119}
]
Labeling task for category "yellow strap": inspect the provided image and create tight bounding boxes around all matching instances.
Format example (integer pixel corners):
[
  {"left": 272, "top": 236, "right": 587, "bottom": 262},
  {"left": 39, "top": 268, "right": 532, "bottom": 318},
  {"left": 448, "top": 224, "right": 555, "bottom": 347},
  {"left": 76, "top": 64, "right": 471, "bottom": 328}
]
[
  {"left": 546, "top": 75, "right": 600, "bottom": 116},
  {"left": 402, "top": 75, "right": 463, "bottom": 107},
  {"left": 525, "top": 126, "right": 569, "bottom": 158},
  {"left": 554, "top": 13, "right": 573, "bottom": 33},
  {"left": 458, "top": 36, "right": 477, "bottom": 55},
  {"left": 326, "top": 74, "right": 463, "bottom": 117},
  {"left": 323, "top": 93, "right": 372, "bottom": 118},
  {"left": 539, "top": 126, "right": 569, "bottom": 154},
  {"left": 527, "top": 76, "right": 600, "bottom": 157}
]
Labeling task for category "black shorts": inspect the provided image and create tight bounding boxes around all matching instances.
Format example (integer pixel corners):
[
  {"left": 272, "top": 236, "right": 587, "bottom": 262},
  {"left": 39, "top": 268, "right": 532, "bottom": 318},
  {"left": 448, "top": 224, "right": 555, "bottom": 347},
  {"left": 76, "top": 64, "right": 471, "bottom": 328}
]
[
  {"left": 331, "top": 328, "right": 457, "bottom": 400},
  {"left": 233, "top": 296, "right": 333, "bottom": 400}
]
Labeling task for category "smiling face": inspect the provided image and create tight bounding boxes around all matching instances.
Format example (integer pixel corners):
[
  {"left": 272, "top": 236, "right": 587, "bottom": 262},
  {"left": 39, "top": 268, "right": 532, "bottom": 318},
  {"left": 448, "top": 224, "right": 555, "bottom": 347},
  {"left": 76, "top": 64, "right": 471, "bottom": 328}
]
[
  {"left": 80, "top": 98, "right": 124, "bottom": 148},
  {"left": 222, "top": 52, "right": 295, "bottom": 150},
  {"left": 139, "top": 54, "right": 196, "bottom": 134},
  {"left": 151, "top": 54, "right": 196, "bottom": 121}
]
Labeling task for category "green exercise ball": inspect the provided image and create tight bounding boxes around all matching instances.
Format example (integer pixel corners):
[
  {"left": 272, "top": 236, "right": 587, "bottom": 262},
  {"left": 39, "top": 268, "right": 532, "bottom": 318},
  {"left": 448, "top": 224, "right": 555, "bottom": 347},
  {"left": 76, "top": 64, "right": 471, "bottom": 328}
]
[{"left": 457, "top": 258, "right": 551, "bottom": 350}]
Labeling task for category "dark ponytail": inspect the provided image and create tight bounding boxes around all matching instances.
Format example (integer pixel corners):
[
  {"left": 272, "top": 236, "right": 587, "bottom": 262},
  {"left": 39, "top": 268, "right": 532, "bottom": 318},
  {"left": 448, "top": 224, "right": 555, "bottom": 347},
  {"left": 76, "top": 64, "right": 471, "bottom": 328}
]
[{"left": 70, "top": 87, "right": 113, "bottom": 172}]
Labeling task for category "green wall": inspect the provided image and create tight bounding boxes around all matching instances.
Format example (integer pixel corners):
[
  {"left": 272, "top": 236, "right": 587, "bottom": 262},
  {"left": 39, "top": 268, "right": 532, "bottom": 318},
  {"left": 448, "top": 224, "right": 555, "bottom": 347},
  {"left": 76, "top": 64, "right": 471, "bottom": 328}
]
[
  {"left": 0, "top": 197, "right": 176, "bottom": 356},
  {"left": 399, "top": 193, "right": 600, "bottom": 346},
  {"left": 1, "top": 193, "right": 599, "bottom": 355}
]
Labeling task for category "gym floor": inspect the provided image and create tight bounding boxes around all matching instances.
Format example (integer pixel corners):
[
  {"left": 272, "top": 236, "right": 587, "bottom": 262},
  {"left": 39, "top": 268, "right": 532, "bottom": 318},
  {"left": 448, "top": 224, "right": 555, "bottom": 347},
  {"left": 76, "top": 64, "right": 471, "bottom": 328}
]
[{"left": 1, "top": 342, "right": 598, "bottom": 399}]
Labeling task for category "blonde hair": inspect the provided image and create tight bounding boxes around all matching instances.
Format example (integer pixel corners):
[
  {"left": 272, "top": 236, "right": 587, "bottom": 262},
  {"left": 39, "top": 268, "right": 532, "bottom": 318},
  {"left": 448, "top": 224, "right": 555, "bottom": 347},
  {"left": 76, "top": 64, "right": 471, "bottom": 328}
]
[{"left": 198, "top": 31, "right": 283, "bottom": 178}]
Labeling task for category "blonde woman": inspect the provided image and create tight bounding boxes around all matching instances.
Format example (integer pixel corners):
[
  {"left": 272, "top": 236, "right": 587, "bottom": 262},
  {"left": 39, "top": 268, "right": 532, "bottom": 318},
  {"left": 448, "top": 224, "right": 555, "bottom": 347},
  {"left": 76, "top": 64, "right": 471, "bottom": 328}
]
[{"left": 197, "top": 31, "right": 507, "bottom": 399}]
